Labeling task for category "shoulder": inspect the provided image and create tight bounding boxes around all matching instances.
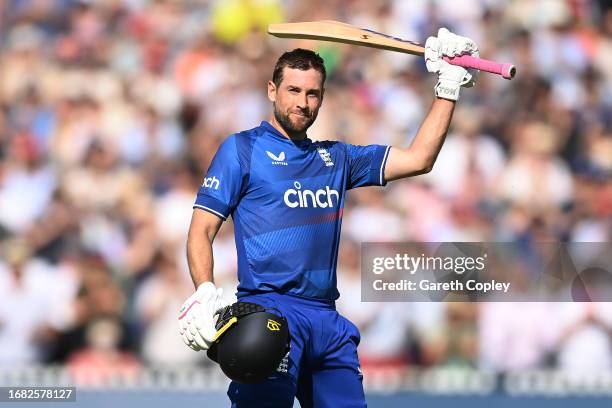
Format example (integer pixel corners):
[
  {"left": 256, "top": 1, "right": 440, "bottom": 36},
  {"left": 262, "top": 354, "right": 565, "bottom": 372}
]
[
  {"left": 233, "top": 125, "right": 266, "bottom": 151},
  {"left": 217, "top": 126, "right": 265, "bottom": 174},
  {"left": 235, "top": 124, "right": 263, "bottom": 141},
  {"left": 219, "top": 126, "right": 261, "bottom": 154}
]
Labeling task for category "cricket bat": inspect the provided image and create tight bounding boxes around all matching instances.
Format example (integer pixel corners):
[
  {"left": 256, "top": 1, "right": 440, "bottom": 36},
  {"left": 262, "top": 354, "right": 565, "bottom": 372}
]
[{"left": 268, "top": 20, "right": 516, "bottom": 79}]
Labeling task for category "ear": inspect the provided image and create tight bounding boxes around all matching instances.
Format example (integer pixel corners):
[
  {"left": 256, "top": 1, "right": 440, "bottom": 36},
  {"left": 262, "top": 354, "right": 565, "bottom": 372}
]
[{"left": 267, "top": 80, "right": 277, "bottom": 102}]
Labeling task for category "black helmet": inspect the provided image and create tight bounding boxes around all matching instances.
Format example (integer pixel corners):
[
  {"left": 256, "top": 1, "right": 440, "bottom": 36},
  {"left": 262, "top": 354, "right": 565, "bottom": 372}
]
[{"left": 207, "top": 302, "right": 290, "bottom": 384}]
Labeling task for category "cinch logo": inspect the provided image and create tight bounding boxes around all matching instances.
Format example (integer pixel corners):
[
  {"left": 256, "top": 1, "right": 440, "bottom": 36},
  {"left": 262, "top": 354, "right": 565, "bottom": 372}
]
[
  {"left": 202, "top": 176, "right": 220, "bottom": 190},
  {"left": 283, "top": 181, "right": 339, "bottom": 208}
]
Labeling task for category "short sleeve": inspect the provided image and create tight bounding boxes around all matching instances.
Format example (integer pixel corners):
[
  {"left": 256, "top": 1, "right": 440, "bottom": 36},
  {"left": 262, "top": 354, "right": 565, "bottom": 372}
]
[
  {"left": 345, "top": 144, "right": 391, "bottom": 189},
  {"left": 193, "top": 135, "right": 244, "bottom": 220}
]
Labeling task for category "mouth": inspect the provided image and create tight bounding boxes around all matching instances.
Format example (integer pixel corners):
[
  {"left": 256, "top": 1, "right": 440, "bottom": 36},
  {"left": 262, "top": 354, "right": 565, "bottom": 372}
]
[{"left": 290, "top": 111, "right": 310, "bottom": 118}]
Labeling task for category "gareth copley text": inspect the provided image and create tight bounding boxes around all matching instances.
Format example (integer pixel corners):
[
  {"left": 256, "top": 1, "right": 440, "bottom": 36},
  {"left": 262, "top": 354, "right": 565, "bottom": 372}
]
[{"left": 373, "top": 279, "right": 511, "bottom": 294}]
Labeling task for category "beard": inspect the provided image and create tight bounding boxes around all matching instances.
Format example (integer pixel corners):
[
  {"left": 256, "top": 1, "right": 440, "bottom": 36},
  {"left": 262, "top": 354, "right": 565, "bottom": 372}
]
[{"left": 273, "top": 103, "right": 317, "bottom": 136}]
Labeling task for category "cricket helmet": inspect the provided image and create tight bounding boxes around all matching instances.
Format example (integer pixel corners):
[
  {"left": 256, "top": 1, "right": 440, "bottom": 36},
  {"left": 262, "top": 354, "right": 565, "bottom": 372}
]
[{"left": 207, "top": 301, "right": 290, "bottom": 384}]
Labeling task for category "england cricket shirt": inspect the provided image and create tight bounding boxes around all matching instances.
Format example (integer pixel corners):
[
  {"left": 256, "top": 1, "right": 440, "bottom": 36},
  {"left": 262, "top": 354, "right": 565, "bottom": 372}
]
[{"left": 194, "top": 121, "right": 390, "bottom": 301}]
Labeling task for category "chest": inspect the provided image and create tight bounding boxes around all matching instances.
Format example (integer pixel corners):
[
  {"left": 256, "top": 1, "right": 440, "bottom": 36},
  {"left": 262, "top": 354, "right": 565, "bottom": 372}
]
[{"left": 246, "top": 143, "right": 346, "bottom": 210}]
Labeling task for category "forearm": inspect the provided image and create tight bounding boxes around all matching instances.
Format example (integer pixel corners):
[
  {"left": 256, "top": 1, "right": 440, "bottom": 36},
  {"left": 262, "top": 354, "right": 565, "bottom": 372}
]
[
  {"left": 384, "top": 98, "right": 456, "bottom": 181},
  {"left": 186, "top": 227, "right": 215, "bottom": 288},
  {"left": 180, "top": 211, "right": 225, "bottom": 352},
  {"left": 410, "top": 97, "right": 455, "bottom": 171}
]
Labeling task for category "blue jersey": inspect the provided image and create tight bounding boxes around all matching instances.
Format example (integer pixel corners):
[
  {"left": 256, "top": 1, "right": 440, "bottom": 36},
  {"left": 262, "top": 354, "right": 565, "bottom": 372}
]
[{"left": 194, "top": 121, "right": 390, "bottom": 301}]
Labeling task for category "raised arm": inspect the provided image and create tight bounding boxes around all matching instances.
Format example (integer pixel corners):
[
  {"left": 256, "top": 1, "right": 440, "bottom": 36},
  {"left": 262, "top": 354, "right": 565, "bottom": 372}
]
[
  {"left": 384, "top": 98, "right": 455, "bottom": 181},
  {"left": 384, "top": 27, "right": 479, "bottom": 182}
]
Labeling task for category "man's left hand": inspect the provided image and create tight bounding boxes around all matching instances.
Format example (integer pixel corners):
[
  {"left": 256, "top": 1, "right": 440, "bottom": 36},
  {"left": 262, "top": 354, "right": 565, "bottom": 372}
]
[{"left": 425, "top": 28, "right": 480, "bottom": 101}]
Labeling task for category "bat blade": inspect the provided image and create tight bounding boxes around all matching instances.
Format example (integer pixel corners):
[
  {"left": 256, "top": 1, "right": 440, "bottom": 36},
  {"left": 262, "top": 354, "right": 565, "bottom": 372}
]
[
  {"left": 267, "top": 20, "right": 517, "bottom": 79},
  {"left": 268, "top": 20, "right": 425, "bottom": 56}
]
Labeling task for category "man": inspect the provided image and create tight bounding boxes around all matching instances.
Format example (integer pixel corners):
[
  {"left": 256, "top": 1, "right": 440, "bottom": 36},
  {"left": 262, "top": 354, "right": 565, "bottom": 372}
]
[{"left": 179, "top": 28, "right": 478, "bottom": 407}]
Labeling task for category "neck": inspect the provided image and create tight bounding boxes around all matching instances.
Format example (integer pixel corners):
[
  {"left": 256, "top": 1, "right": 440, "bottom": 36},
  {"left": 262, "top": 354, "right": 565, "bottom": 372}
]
[{"left": 269, "top": 116, "right": 307, "bottom": 141}]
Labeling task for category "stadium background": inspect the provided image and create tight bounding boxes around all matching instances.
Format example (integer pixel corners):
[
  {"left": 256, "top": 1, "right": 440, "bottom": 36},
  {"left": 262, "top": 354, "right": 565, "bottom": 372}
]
[{"left": 0, "top": 0, "right": 611, "bottom": 406}]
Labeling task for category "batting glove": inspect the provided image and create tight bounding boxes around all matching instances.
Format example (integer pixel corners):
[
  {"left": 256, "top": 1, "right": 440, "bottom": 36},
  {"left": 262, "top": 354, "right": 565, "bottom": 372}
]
[
  {"left": 178, "top": 282, "right": 229, "bottom": 351},
  {"left": 425, "top": 28, "right": 479, "bottom": 101}
]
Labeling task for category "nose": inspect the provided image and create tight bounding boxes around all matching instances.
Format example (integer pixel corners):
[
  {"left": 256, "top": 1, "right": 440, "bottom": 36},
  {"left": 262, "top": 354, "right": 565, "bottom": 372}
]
[{"left": 296, "top": 92, "right": 308, "bottom": 110}]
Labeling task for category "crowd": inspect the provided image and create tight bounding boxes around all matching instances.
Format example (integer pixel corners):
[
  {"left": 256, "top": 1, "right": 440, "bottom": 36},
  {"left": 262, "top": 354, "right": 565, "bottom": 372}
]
[{"left": 0, "top": 0, "right": 610, "bottom": 383}]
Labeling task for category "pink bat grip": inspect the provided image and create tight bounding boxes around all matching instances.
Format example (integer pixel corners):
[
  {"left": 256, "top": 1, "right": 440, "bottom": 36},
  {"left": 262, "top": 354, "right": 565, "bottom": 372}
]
[{"left": 443, "top": 55, "right": 516, "bottom": 79}]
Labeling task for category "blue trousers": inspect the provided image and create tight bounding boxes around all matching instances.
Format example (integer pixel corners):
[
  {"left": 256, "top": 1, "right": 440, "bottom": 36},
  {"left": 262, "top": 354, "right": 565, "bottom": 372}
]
[{"left": 227, "top": 292, "right": 366, "bottom": 408}]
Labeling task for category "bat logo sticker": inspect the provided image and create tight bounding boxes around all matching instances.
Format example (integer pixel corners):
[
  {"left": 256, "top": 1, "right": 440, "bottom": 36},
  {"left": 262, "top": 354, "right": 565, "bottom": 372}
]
[{"left": 362, "top": 28, "right": 422, "bottom": 46}]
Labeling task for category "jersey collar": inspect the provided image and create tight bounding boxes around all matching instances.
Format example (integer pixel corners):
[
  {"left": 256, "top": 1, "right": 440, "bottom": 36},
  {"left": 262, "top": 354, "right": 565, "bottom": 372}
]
[{"left": 260, "top": 121, "right": 312, "bottom": 148}]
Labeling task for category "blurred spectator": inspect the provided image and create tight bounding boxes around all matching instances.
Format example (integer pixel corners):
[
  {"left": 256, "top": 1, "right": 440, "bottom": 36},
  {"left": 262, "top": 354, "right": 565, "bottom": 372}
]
[
  {"left": 427, "top": 106, "right": 506, "bottom": 200},
  {"left": 68, "top": 316, "right": 141, "bottom": 386},
  {"left": 479, "top": 303, "right": 558, "bottom": 372},
  {"left": 49, "top": 255, "right": 132, "bottom": 363},
  {"left": 496, "top": 121, "right": 573, "bottom": 210},
  {"left": 62, "top": 139, "right": 140, "bottom": 212},
  {"left": 0, "top": 133, "right": 56, "bottom": 234},
  {"left": 153, "top": 163, "right": 199, "bottom": 247},
  {"left": 134, "top": 249, "right": 200, "bottom": 366},
  {"left": 555, "top": 303, "right": 612, "bottom": 373},
  {"left": 0, "top": 239, "right": 76, "bottom": 366},
  {"left": 345, "top": 188, "right": 407, "bottom": 241}
]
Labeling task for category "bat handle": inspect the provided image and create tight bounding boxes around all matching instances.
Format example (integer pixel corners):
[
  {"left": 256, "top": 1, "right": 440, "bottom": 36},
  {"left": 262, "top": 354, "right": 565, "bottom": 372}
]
[{"left": 443, "top": 55, "right": 516, "bottom": 80}]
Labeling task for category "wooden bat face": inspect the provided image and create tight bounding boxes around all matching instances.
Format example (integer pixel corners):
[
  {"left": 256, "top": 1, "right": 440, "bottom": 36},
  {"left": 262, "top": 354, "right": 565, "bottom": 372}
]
[
  {"left": 268, "top": 20, "right": 516, "bottom": 79},
  {"left": 267, "top": 20, "right": 426, "bottom": 56}
]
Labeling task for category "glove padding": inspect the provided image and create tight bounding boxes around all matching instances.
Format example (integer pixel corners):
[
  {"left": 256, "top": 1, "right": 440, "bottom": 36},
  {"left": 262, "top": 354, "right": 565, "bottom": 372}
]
[
  {"left": 425, "top": 28, "right": 479, "bottom": 100},
  {"left": 178, "top": 282, "right": 229, "bottom": 351}
]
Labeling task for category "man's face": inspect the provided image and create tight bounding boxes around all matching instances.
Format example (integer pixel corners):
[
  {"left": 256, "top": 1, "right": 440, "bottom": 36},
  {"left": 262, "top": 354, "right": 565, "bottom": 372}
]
[{"left": 268, "top": 67, "right": 324, "bottom": 135}]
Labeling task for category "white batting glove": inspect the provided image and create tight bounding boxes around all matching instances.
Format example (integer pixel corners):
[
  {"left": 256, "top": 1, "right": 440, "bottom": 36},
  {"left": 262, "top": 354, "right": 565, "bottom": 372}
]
[
  {"left": 178, "top": 282, "right": 229, "bottom": 351},
  {"left": 425, "top": 28, "right": 479, "bottom": 101}
]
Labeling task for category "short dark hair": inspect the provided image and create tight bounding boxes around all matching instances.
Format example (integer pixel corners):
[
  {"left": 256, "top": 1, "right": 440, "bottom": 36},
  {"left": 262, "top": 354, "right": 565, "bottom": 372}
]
[{"left": 272, "top": 48, "right": 326, "bottom": 88}]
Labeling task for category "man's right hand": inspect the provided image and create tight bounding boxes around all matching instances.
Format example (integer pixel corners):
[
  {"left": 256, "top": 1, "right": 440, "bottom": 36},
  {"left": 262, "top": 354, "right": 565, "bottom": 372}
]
[{"left": 178, "top": 282, "right": 228, "bottom": 351}]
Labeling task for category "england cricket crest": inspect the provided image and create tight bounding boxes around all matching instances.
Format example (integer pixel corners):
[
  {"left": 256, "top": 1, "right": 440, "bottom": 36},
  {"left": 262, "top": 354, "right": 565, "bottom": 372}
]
[{"left": 317, "top": 148, "right": 334, "bottom": 167}]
